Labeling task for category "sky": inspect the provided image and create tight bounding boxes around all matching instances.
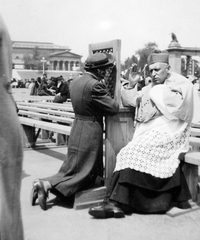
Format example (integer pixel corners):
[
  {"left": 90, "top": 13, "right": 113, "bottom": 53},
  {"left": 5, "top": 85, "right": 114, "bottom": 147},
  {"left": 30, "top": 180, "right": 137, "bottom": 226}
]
[{"left": 1, "top": 0, "right": 200, "bottom": 62}]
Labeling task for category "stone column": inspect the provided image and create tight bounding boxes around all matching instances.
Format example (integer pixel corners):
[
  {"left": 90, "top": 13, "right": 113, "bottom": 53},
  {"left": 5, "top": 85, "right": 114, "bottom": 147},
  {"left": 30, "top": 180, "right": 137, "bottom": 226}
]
[
  {"left": 50, "top": 61, "right": 54, "bottom": 70},
  {"left": 54, "top": 61, "right": 56, "bottom": 71},
  {"left": 168, "top": 51, "right": 182, "bottom": 74},
  {"left": 186, "top": 56, "right": 192, "bottom": 76},
  {"left": 65, "top": 61, "right": 68, "bottom": 71},
  {"left": 56, "top": 61, "right": 59, "bottom": 70}
]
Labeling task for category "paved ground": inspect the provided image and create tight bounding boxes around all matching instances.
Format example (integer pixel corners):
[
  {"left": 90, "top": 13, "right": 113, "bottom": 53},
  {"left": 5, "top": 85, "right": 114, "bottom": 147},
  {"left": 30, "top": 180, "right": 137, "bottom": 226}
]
[{"left": 21, "top": 144, "right": 200, "bottom": 240}]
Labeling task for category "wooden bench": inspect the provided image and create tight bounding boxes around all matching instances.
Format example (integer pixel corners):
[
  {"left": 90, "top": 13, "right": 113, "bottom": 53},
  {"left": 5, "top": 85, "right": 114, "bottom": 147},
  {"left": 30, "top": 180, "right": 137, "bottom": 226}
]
[
  {"left": 17, "top": 101, "right": 74, "bottom": 148},
  {"left": 15, "top": 95, "right": 55, "bottom": 102},
  {"left": 166, "top": 126, "right": 200, "bottom": 217},
  {"left": 182, "top": 126, "right": 200, "bottom": 202},
  {"left": 12, "top": 88, "right": 72, "bottom": 103}
]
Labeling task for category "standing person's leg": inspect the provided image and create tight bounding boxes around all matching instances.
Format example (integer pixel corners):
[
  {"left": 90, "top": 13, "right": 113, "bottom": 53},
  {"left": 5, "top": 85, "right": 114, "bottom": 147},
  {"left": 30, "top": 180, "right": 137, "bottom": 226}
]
[{"left": 0, "top": 14, "right": 24, "bottom": 239}]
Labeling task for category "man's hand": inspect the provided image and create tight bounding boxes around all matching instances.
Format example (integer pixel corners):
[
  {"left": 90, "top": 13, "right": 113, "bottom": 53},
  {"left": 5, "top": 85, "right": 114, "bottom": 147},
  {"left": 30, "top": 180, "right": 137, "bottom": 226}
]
[{"left": 128, "top": 73, "right": 141, "bottom": 88}]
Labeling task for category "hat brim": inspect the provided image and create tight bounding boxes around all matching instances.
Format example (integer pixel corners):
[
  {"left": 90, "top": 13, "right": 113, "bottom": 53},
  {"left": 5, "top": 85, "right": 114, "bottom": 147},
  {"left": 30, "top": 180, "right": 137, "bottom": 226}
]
[{"left": 84, "top": 55, "right": 114, "bottom": 69}]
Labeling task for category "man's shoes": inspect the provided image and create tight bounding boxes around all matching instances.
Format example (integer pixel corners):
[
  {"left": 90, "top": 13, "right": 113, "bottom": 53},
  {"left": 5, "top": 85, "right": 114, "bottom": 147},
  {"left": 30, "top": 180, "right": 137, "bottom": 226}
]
[
  {"left": 177, "top": 201, "right": 192, "bottom": 209},
  {"left": 88, "top": 201, "right": 125, "bottom": 219}
]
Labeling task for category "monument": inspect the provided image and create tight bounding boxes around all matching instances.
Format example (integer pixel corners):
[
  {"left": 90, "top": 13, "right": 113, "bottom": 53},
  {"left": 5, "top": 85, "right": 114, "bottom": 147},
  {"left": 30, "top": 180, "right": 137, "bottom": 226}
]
[{"left": 167, "top": 33, "right": 200, "bottom": 75}]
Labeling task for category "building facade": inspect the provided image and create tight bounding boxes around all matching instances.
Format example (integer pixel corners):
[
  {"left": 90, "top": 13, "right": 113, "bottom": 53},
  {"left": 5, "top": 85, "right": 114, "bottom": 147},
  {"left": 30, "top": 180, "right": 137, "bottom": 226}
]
[{"left": 12, "top": 41, "right": 82, "bottom": 71}]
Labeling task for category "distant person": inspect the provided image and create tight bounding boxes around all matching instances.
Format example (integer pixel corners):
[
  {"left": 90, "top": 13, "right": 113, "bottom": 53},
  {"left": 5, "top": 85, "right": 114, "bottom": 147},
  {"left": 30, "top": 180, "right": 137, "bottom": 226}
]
[
  {"left": 46, "top": 77, "right": 57, "bottom": 96},
  {"left": 66, "top": 75, "right": 73, "bottom": 99},
  {"left": 11, "top": 78, "right": 18, "bottom": 88},
  {"left": 79, "top": 72, "right": 83, "bottom": 77},
  {"left": 0, "top": 14, "right": 24, "bottom": 239},
  {"left": 30, "top": 52, "right": 119, "bottom": 211},
  {"left": 29, "top": 78, "right": 36, "bottom": 95},
  {"left": 145, "top": 76, "right": 152, "bottom": 85},
  {"left": 37, "top": 77, "right": 52, "bottom": 96},
  {"left": 42, "top": 73, "right": 48, "bottom": 80},
  {"left": 53, "top": 76, "right": 70, "bottom": 103}
]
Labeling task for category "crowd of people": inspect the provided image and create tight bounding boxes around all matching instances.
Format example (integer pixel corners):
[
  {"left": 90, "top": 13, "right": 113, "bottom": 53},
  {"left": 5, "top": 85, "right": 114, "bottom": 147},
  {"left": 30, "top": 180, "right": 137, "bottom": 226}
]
[
  {"left": 29, "top": 74, "right": 71, "bottom": 103},
  {"left": 11, "top": 74, "right": 75, "bottom": 103}
]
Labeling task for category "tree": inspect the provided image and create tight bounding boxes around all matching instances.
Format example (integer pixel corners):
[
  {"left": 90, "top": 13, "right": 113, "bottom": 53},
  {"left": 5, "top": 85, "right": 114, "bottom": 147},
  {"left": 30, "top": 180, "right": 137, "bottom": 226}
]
[
  {"left": 136, "top": 42, "right": 158, "bottom": 71},
  {"left": 121, "top": 42, "right": 158, "bottom": 77},
  {"left": 122, "top": 55, "right": 138, "bottom": 71},
  {"left": 23, "top": 47, "right": 48, "bottom": 70},
  {"left": 23, "top": 54, "right": 34, "bottom": 70}
]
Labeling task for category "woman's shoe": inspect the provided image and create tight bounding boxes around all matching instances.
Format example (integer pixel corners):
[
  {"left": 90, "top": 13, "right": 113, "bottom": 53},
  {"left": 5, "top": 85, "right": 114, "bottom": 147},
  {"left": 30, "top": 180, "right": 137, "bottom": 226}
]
[
  {"left": 30, "top": 186, "right": 38, "bottom": 206},
  {"left": 88, "top": 201, "right": 125, "bottom": 219},
  {"left": 34, "top": 180, "right": 48, "bottom": 211},
  {"left": 30, "top": 179, "right": 40, "bottom": 206}
]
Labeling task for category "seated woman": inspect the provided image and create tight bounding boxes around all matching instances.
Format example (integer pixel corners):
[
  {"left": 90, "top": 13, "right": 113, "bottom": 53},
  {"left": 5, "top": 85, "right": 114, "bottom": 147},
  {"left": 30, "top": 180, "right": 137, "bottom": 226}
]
[
  {"left": 46, "top": 77, "right": 57, "bottom": 95},
  {"left": 37, "top": 78, "right": 52, "bottom": 96},
  {"left": 52, "top": 76, "right": 70, "bottom": 103},
  {"left": 89, "top": 50, "right": 194, "bottom": 218}
]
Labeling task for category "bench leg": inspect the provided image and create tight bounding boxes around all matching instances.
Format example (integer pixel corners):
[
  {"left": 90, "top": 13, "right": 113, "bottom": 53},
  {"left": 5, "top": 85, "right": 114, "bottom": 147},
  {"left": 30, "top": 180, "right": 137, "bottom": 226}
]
[
  {"left": 41, "top": 129, "right": 49, "bottom": 139},
  {"left": 182, "top": 162, "right": 199, "bottom": 202},
  {"left": 56, "top": 133, "right": 68, "bottom": 146},
  {"left": 22, "top": 125, "right": 36, "bottom": 148}
]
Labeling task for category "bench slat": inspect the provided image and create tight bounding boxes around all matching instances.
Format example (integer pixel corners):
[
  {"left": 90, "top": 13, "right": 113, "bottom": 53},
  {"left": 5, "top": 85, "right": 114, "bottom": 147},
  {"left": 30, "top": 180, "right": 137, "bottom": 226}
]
[
  {"left": 189, "top": 136, "right": 200, "bottom": 147},
  {"left": 18, "top": 110, "right": 74, "bottom": 125},
  {"left": 185, "top": 152, "right": 200, "bottom": 165},
  {"left": 19, "top": 117, "right": 71, "bottom": 135},
  {"left": 190, "top": 127, "right": 200, "bottom": 137},
  {"left": 191, "top": 122, "right": 200, "bottom": 128},
  {"left": 18, "top": 106, "right": 75, "bottom": 118},
  {"left": 17, "top": 102, "right": 73, "bottom": 112}
]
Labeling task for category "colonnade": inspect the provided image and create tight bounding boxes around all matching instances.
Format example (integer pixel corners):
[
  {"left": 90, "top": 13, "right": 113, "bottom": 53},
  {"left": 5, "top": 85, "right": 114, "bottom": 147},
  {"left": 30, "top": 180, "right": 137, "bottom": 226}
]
[
  {"left": 49, "top": 60, "right": 80, "bottom": 71},
  {"left": 186, "top": 56, "right": 195, "bottom": 76}
]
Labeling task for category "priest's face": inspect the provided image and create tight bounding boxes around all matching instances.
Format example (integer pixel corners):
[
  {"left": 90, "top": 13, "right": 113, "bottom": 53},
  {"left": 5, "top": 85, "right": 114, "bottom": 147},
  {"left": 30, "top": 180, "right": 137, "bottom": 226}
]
[{"left": 149, "top": 62, "right": 169, "bottom": 85}]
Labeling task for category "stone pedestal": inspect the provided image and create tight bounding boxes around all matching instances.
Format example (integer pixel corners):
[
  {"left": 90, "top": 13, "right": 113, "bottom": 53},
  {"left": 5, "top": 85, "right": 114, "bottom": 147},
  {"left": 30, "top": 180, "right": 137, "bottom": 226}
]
[
  {"left": 169, "top": 51, "right": 182, "bottom": 74},
  {"left": 168, "top": 40, "right": 182, "bottom": 74}
]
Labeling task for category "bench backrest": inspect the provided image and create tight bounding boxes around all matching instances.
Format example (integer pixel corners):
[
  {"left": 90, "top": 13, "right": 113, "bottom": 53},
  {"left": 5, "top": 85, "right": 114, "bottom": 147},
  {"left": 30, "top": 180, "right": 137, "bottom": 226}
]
[{"left": 17, "top": 102, "right": 75, "bottom": 125}]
